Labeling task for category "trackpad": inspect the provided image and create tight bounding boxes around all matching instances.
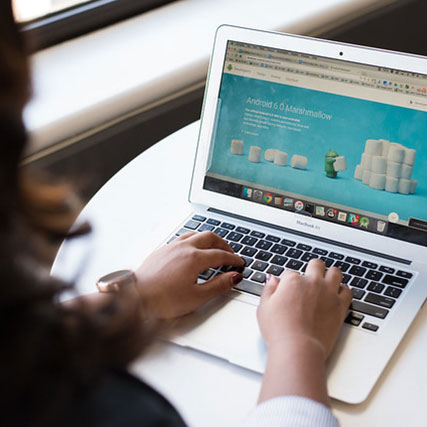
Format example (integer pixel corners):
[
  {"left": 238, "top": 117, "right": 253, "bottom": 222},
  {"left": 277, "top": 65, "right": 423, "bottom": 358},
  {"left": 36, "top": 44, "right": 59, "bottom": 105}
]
[{"left": 162, "top": 294, "right": 267, "bottom": 373}]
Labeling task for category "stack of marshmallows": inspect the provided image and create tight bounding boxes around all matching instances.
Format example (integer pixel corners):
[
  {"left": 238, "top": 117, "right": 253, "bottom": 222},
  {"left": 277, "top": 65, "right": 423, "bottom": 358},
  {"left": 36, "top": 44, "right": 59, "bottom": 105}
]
[{"left": 354, "top": 139, "right": 417, "bottom": 194}]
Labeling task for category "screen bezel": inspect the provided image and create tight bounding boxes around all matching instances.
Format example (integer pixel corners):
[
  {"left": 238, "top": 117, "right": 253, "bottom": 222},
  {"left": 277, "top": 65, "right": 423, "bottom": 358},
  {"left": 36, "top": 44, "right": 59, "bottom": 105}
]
[{"left": 190, "top": 25, "right": 427, "bottom": 263}]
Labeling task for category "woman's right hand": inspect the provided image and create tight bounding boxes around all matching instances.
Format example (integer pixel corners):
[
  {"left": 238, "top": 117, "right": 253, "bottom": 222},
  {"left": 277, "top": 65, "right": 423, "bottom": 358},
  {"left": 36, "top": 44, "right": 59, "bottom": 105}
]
[
  {"left": 256, "top": 259, "right": 352, "bottom": 406},
  {"left": 257, "top": 258, "right": 352, "bottom": 359}
]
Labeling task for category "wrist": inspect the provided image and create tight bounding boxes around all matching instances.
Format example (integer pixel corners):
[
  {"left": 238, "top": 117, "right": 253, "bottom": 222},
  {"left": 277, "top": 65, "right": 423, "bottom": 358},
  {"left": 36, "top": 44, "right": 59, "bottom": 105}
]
[
  {"left": 266, "top": 333, "right": 327, "bottom": 362},
  {"left": 259, "top": 334, "right": 330, "bottom": 406}
]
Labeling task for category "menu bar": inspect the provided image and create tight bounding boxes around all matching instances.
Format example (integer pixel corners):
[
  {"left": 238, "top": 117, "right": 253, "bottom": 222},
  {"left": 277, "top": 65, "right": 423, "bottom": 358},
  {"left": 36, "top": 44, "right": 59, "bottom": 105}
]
[{"left": 226, "top": 41, "right": 427, "bottom": 99}]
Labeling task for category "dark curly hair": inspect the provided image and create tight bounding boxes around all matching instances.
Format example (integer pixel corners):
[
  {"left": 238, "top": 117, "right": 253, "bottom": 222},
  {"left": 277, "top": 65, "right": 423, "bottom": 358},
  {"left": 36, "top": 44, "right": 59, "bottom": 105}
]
[{"left": 0, "top": 3, "right": 150, "bottom": 426}]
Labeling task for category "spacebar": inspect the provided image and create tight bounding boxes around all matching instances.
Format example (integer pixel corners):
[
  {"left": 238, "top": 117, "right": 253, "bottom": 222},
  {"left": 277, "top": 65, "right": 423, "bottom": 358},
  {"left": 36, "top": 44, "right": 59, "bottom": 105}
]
[{"left": 234, "top": 280, "right": 263, "bottom": 296}]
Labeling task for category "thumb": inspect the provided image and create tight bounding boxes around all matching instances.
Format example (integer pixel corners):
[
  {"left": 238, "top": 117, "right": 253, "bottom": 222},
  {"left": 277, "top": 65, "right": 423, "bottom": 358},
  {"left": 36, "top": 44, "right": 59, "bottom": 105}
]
[
  {"left": 261, "top": 274, "right": 279, "bottom": 299},
  {"left": 198, "top": 272, "right": 243, "bottom": 302}
]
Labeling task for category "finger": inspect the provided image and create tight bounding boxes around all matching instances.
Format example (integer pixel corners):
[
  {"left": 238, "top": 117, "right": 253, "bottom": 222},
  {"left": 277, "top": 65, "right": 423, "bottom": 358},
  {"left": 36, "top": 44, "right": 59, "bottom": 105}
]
[
  {"left": 198, "top": 249, "right": 245, "bottom": 270},
  {"left": 261, "top": 274, "right": 279, "bottom": 298},
  {"left": 324, "top": 266, "right": 343, "bottom": 288},
  {"left": 197, "top": 272, "right": 243, "bottom": 303},
  {"left": 338, "top": 284, "right": 353, "bottom": 308},
  {"left": 188, "top": 231, "right": 233, "bottom": 252},
  {"left": 281, "top": 268, "right": 300, "bottom": 279},
  {"left": 304, "top": 258, "right": 326, "bottom": 278},
  {"left": 174, "top": 231, "right": 195, "bottom": 242}
]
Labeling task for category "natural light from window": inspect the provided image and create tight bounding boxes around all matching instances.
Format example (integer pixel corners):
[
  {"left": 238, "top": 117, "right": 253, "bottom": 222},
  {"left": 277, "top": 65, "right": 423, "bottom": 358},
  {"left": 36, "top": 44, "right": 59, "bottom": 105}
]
[{"left": 13, "top": 0, "right": 92, "bottom": 22}]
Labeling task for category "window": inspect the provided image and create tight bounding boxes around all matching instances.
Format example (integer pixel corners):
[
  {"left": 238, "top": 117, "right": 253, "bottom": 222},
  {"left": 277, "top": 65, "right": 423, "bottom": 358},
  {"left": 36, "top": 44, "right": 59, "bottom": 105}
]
[
  {"left": 15, "top": 0, "right": 177, "bottom": 51},
  {"left": 13, "top": 0, "right": 92, "bottom": 22}
]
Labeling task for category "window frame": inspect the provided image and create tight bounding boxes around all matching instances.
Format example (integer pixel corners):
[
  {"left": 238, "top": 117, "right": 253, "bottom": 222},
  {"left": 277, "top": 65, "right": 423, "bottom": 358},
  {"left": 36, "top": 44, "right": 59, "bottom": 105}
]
[{"left": 20, "top": 0, "right": 177, "bottom": 52}]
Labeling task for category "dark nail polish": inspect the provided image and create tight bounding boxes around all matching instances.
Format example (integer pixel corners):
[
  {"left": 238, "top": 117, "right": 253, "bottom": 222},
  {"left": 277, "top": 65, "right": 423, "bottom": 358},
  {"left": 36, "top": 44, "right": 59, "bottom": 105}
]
[{"left": 231, "top": 273, "right": 243, "bottom": 285}]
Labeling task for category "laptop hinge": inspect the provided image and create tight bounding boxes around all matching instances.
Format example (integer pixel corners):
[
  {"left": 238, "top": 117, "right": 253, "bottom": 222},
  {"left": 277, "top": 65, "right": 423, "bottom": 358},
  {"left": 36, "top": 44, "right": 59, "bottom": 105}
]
[{"left": 208, "top": 207, "right": 411, "bottom": 265}]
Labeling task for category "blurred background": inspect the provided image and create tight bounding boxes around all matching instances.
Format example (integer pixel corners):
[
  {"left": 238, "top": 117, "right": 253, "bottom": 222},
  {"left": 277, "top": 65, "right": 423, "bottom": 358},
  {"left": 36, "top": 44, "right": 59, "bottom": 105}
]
[{"left": 17, "top": 0, "right": 427, "bottom": 206}]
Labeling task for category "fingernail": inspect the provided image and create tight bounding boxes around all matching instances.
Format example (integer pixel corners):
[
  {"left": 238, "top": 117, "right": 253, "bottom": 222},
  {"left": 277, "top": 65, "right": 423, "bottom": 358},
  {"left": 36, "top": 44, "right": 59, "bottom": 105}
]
[
  {"left": 231, "top": 273, "right": 243, "bottom": 285},
  {"left": 240, "top": 256, "right": 246, "bottom": 265},
  {"left": 264, "top": 273, "right": 272, "bottom": 284}
]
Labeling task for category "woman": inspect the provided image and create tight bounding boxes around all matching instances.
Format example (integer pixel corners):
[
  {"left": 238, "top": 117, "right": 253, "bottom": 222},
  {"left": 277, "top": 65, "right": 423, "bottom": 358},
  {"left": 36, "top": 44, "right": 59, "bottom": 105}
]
[{"left": 0, "top": 2, "right": 352, "bottom": 425}]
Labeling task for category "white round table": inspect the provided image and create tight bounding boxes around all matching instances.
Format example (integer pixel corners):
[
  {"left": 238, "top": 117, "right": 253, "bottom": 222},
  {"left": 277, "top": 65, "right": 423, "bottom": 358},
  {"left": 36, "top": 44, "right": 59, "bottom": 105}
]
[{"left": 52, "top": 121, "right": 427, "bottom": 427}]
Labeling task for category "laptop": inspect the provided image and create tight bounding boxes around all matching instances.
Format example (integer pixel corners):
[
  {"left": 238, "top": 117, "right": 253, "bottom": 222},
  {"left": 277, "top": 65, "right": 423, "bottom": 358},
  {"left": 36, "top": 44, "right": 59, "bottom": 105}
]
[{"left": 162, "top": 25, "right": 427, "bottom": 404}]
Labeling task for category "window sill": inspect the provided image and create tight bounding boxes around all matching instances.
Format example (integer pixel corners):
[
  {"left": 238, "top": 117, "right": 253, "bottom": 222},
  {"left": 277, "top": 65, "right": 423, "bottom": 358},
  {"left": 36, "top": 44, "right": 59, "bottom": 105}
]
[{"left": 24, "top": 0, "right": 397, "bottom": 157}]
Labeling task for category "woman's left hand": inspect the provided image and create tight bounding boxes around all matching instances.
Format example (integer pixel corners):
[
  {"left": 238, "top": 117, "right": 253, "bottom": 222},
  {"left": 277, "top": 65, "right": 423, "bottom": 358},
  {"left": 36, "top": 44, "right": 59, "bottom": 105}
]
[{"left": 134, "top": 231, "right": 245, "bottom": 319}]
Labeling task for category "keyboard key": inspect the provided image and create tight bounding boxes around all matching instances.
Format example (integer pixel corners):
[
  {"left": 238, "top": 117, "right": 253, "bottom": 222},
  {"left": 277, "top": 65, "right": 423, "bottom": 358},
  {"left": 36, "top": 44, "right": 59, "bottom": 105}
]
[
  {"left": 271, "top": 255, "right": 287, "bottom": 266},
  {"left": 301, "top": 253, "right": 318, "bottom": 262},
  {"left": 342, "top": 273, "right": 351, "bottom": 284},
  {"left": 351, "top": 288, "right": 366, "bottom": 300},
  {"left": 345, "top": 311, "right": 364, "bottom": 326},
  {"left": 199, "top": 269, "right": 214, "bottom": 280},
  {"left": 345, "top": 256, "right": 361, "bottom": 265},
  {"left": 251, "top": 231, "right": 265, "bottom": 239},
  {"left": 365, "top": 270, "right": 383, "bottom": 281},
  {"left": 242, "top": 268, "right": 253, "bottom": 279},
  {"left": 241, "top": 236, "right": 258, "bottom": 246},
  {"left": 255, "top": 251, "right": 272, "bottom": 262},
  {"left": 207, "top": 218, "right": 220, "bottom": 226},
  {"left": 362, "top": 261, "right": 378, "bottom": 269},
  {"left": 362, "top": 322, "right": 379, "bottom": 332},
  {"left": 236, "top": 226, "right": 250, "bottom": 234},
  {"left": 213, "top": 228, "right": 228, "bottom": 238},
  {"left": 252, "top": 260, "right": 268, "bottom": 271},
  {"left": 333, "top": 261, "right": 350, "bottom": 272},
  {"left": 281, "top": 239, "right": 296, "bottom": 247},
  {"left": 256, "top": 240, "right": 273, "bottom": 250},
  {"left": 229, "top": 242, "right": 243, "bottom": 253},
  {"left": 296, "top": 243, "right": 312, "bottom": 251},
  {"left": 286, "top": 259, "right": 303, "bottom": 270},
  {"left": 251, "top": 272, "right": 267, "bottom": 283},
  {"left": 221, "top": 222, "right": 235, "bottom": 230},
  {"left": 379, "top": 266, "right": 395, "bottom": 274},
  {"left": 227, "top": 232, "right": 243, "bottom": 242},
  {"left": 271, "top": 244, "right": 287, "bottom": 255},
  {"left": 365, "top": 293, "right": 395, "bottom": 309},
  {"left": 382, "top": 274, "right": 408, "bottom": 288},
  {"left": 351, "top": 301, "right": 389, "bottom": 319},
  {"left": 199, "top": 224, "right": 215, "bottom": 232},
  {"left": 396, "top": 270, "right": 413, "bottom": 279},
  {"left": 241, "top": 256, "right": 253, "bottom": 267},
  {"left": 241, "top": 246, "right": 257, "bottom": 257},
  {"left": 384, "top": 286, "right": 402, "bottom": 299},
  {"left": 267, "top": 265, "right": 284, "bottom": 276},
  {"left": 266, "top": 235, "right": 281, "bottom": 242},
  {"left": 329, "top": 252, "right": 344, "bottom": 260},
  {"left": 349, "top": 266, "right": 367, "bottom": 277},
  {"left": 234, "top": 279, "right": 263, "bottom": 296},
  {"left": 320, "top": 257, "right": 334, "bottom": 268},
  {"left": 350, "top": 277, "right": 368, "bottom": 289},
  {"left": 313, "top": 248, "right": 328, "bottom": 256},
  {"left": 184, "top": 220, "right": 201, "bottom": 230},
  {"left": 367, "top": 282, "right": 385, "bottom": 293},
  {"left": 286, "top": 248, "right": 303, "bottom": 259},
  {"left": 192, "top": 215, "right": 206, "bottom": 222}
]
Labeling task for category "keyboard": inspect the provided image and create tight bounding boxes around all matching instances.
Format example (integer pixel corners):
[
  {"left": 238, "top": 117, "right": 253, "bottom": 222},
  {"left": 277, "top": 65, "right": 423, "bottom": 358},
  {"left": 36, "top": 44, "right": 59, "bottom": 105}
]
[{"left": 168, "top": 215, "right": 414, "bottom": 333}]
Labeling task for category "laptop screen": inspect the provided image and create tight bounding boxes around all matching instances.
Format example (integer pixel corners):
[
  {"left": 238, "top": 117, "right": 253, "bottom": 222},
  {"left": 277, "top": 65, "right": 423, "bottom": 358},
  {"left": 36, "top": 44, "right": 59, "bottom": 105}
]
[{"left": 203, "top": 40, "right": 427, "bottom": 246}]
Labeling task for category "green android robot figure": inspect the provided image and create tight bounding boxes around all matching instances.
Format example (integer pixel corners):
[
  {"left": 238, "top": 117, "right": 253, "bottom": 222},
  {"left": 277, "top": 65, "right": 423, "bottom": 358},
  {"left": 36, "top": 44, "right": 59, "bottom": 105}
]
[{"left": 325, "top": 149, "right": 339, "bottom": 178}]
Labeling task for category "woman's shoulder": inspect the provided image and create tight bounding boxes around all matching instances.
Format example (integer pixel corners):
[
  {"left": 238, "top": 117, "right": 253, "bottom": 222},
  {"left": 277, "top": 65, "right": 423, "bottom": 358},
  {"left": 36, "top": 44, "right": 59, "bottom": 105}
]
[{"left": 61, "top": 368, "right": 187, "bottom": 427}]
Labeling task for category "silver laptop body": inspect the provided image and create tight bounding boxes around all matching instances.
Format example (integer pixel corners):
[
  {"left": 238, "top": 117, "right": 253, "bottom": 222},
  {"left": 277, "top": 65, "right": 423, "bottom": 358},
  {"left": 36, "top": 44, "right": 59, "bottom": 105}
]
[{"left": 164, "top": 25, "right": 427, "bottom": 404}]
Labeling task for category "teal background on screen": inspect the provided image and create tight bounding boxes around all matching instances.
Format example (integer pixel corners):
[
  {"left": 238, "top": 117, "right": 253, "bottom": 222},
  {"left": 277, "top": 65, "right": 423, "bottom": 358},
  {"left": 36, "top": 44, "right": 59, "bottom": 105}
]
[{"left": 208, "top": 74, "right": 427, "bottom": 221}]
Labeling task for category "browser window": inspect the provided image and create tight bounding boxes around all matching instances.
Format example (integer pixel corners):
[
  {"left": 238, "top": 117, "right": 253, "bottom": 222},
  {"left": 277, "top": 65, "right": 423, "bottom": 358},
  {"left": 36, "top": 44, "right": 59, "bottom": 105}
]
[{"left": 204, "top": 40, "right": 427, "bottom": 246}]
